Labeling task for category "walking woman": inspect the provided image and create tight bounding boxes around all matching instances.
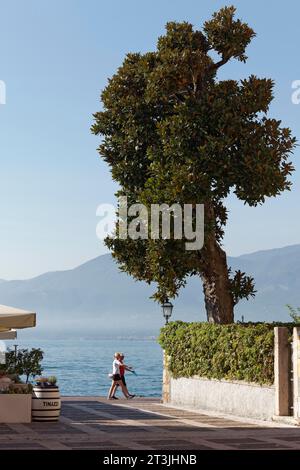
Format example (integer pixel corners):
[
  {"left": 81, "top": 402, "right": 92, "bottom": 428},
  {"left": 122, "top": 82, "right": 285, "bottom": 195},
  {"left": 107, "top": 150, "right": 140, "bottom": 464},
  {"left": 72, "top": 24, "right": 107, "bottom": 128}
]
[
  {"left": 113, "top": 353, "right": 135, "bottom": 399},
  {"left": 107, "top": 352, "right": 131, "bottom": 400}
]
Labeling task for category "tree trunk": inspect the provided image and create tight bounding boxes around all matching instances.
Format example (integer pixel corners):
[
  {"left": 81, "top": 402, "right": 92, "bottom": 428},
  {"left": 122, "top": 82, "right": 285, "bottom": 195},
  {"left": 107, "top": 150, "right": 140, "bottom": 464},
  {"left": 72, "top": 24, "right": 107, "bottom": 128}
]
[{"left": 200, "top": 202, "right": 234, "bottom": 324}]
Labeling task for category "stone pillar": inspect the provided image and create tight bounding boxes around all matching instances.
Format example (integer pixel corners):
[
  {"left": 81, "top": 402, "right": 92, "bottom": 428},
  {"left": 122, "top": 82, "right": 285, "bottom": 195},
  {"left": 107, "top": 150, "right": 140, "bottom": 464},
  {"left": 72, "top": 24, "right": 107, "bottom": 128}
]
[
  {"left": 293, "top": 327, "right": 300, "bottom": 421},
  {"left": 162, "top": 351, "right": 170, "bottom": 403},
  {"left": 274, "top": 327, "right": 290, "bottom": 416}
]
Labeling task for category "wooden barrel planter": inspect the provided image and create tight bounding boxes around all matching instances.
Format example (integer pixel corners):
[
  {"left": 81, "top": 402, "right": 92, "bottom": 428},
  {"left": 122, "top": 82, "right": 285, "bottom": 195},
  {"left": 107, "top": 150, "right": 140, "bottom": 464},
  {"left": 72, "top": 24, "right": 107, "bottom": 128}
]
[{"left": 32, "top": 386, "right": 61, "bottom": 422}]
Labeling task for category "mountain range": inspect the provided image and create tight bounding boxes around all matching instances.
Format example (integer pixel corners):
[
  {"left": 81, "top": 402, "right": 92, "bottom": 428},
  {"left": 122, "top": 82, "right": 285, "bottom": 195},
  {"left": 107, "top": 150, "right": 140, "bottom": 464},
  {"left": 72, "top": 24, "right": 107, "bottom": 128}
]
[{"left": 0, "top": 244, "right": 299, "bottom": 338}]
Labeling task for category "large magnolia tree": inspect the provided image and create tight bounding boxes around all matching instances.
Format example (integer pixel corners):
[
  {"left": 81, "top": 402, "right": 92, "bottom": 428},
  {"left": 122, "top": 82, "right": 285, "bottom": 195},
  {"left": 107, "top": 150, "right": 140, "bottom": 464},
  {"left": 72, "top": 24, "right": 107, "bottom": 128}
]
[{"left": 92, "top": 6, "right": 296, "bottom": 323}]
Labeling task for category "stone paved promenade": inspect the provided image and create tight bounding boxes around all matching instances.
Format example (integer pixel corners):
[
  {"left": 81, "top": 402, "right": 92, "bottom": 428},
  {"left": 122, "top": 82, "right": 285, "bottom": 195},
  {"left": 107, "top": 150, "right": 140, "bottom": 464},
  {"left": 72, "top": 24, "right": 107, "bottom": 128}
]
[{"left": 1, "top": 397, "right": 300, "bottom": 450}]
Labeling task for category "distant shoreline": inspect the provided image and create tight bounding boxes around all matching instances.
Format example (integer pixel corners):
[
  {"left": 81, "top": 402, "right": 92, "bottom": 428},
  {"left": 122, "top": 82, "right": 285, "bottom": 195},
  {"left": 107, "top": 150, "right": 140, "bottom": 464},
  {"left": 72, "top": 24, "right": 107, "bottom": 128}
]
[{"left": 10, "top": 336, "right": 158, "bottom": 342}]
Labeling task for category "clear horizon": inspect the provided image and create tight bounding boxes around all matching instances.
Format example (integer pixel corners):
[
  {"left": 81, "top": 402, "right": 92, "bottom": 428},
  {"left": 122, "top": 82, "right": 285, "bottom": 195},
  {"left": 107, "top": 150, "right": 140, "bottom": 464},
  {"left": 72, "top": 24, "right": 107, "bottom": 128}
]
[{"left": 1, "top": 0, "right": 299, "bottom": 279}]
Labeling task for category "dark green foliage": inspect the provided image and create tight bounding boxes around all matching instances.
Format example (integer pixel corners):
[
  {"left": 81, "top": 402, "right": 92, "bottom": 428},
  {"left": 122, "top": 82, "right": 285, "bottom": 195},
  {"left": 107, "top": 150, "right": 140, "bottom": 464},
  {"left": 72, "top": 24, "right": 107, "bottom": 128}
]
[
  {"left": 158, "top": 321, "right": 296, "bottom": 385},
  {"left": 92, "top": 5, "right": 296, "bottom": 322},
  {"left": 5, "top": 348, "right": 44, "bottom": 384},
  {"left": 286, "top": 304, "right": 300, "bottom": 323}
]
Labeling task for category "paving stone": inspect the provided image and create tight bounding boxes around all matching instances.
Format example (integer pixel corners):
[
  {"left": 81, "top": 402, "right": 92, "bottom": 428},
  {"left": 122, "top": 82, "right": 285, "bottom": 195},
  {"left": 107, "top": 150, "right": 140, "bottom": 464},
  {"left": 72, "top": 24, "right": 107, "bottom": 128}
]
[
  {"left": 232, "top": 442, "right": 290, "bottom": 449},
  {"left": 89, "top": 424, "right": 151, "bottom": 433},
  {"left": 0, "top": 442, "right": 45, "bottom": 449},
  {"left": 0, "top": 397, "right": 300, "bottom": 450}
]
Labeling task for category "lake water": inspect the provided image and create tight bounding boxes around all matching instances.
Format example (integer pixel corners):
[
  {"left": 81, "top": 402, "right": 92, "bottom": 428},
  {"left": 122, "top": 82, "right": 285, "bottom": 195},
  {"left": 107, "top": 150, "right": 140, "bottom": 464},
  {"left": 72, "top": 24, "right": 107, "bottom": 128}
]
[{"left": 5, "top": 338, "right": 163, "bottom": 397}]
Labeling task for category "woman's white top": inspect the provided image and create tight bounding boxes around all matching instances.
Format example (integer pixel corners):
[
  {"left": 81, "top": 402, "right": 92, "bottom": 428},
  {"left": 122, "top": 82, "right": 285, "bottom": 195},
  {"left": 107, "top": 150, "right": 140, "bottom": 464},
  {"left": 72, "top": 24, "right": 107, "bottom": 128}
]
[{"left": 112, "top": 359, "right": 121, "bottom": 375}]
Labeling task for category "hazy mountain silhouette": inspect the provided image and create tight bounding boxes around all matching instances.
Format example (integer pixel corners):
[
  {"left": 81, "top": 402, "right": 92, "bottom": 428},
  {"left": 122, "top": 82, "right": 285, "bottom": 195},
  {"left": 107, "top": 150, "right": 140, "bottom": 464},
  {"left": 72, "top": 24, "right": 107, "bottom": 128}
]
[{"left": 0, "top": 244, "right": 299, "bottom": 338}]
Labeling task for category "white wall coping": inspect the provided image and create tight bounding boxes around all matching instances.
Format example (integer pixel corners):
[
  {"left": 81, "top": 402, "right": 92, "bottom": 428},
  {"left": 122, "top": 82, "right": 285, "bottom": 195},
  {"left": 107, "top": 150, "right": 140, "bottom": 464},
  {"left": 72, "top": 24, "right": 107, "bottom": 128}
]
[{"left": 187, "top": 375, "right": 275, "bottom": 389}]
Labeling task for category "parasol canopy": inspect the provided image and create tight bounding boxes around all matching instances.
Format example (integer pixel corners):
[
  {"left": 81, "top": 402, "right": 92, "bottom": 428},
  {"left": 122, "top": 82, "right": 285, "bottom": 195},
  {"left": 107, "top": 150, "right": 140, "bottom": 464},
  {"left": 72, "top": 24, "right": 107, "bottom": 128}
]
[
  {"left": 0, "top": 305, "right": 36, "bottom": 331},
  {"left": 0, "top": 330, "right": 17, "bottom": 340}
]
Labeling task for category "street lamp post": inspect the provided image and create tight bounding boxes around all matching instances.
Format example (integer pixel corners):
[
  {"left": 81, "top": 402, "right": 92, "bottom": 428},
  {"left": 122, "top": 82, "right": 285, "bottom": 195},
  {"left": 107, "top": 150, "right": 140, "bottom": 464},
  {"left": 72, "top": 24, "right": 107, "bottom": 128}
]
[{"left": 161, "top": 299, "right": 173, "bottom": 325}]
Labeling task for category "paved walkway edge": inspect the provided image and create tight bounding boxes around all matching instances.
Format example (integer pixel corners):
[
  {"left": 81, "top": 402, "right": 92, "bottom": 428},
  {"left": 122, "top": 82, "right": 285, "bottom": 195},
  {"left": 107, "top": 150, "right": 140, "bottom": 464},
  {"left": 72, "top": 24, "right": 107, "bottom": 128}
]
[{"left": 158, "top": 403, "right": 298, "bottom": 428}]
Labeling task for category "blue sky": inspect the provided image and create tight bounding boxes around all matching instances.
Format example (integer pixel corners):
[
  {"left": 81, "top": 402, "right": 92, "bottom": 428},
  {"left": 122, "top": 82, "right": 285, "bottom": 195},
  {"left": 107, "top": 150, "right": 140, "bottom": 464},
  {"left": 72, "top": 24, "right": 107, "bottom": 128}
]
[{"left": 0, "top": 0, "right": 299, "bottom": 279}]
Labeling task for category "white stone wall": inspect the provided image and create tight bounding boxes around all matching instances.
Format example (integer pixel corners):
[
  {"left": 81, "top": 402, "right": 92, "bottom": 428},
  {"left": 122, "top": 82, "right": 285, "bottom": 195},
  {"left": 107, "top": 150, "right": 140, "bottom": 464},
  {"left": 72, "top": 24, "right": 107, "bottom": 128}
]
[
  {"left": 0, "top": 395, "right": 32, "bottom": 423},
  {"left": 169, "top": 376, "right": 275, "bottom": 421},
  {"left": 293, "top": 327, "right": 300, "bottom": 421}
]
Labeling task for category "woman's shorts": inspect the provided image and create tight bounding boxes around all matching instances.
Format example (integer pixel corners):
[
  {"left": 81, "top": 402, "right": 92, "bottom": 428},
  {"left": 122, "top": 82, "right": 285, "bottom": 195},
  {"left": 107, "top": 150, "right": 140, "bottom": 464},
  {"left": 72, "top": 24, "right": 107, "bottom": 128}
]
[{"left": 112, "top": 374, "right": 121, "bottom": 382}]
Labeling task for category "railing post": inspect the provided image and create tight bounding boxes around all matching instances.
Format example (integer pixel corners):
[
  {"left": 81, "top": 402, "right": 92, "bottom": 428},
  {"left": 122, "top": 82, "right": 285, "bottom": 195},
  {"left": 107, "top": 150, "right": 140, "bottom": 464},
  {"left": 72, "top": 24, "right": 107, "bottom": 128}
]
[
  {"left": 274, "top": 327, "right": 290, "bottom": 416},
  {"left": 293, "top": 327, "right": 300, "bottom": 421}
]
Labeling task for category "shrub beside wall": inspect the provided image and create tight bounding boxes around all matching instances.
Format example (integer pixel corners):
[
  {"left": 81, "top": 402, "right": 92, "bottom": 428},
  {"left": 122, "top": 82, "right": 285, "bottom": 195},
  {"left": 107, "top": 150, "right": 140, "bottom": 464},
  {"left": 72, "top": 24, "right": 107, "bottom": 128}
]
[{"left": 158, "top": 321, "right": 294, "bottom": 385}]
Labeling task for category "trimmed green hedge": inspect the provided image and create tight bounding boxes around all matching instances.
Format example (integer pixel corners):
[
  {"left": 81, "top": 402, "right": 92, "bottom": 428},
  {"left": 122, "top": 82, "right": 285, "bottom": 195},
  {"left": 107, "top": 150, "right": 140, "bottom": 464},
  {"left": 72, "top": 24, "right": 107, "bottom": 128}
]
[{"left": 158, "top": 321, "right": 296, "bottom": 385}]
